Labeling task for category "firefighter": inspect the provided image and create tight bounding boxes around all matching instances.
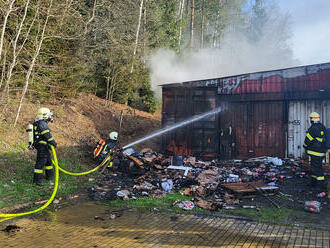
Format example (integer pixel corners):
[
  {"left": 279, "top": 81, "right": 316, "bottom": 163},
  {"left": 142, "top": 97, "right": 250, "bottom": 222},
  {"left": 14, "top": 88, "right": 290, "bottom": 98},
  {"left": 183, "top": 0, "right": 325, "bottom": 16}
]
[
  {"left": 33, "top": 107, "right": 57, "bottom": 186},
  {"left": 93, "top": 131, "right": 119, "bottom": 168},
  {"left": 303, "top": 112, "right": 327, "bottom": 197}
]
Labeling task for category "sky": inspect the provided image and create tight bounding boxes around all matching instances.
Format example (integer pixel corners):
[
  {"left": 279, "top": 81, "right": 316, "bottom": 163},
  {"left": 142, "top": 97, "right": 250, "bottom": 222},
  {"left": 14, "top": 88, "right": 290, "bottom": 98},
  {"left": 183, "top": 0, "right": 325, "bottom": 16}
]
[{"left": 277, "top": 0, "right": 330, "bottom": 65}]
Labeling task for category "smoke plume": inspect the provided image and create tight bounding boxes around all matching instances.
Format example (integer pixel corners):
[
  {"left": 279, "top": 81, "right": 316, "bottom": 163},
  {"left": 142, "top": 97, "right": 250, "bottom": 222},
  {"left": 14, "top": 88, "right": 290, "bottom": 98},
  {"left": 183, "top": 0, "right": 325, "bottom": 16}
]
[{"left": 149, "top": 2, "right": 300, "bottom": 97}]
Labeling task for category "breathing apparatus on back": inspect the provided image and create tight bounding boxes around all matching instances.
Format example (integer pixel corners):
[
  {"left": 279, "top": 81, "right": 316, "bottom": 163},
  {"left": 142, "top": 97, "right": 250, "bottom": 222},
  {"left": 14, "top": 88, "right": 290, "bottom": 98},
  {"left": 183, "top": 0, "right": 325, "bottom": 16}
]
[{"left": 26, "top": 123, "right": 34, "bottom": 149}]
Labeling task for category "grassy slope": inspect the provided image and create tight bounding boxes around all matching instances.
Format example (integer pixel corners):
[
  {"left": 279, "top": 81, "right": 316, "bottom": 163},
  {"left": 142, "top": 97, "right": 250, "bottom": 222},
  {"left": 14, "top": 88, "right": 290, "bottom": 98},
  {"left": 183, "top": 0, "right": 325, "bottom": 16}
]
[{"left": 0, "top": 94, "right": 161, "bottom": 210}]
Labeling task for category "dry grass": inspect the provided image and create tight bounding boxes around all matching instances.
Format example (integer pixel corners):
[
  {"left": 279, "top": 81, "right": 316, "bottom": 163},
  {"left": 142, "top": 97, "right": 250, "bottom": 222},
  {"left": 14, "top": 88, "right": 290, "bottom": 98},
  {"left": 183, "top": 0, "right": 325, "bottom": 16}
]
[{"left": 0, "top": 93, "right": 161, "bottom": 153}]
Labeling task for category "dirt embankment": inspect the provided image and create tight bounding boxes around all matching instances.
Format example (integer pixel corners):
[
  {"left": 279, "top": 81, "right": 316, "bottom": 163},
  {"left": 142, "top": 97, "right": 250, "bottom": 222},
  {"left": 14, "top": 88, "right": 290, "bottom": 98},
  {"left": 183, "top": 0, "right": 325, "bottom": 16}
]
[{"left": 0, "top": 93, "right": 161, "bottom": 154}]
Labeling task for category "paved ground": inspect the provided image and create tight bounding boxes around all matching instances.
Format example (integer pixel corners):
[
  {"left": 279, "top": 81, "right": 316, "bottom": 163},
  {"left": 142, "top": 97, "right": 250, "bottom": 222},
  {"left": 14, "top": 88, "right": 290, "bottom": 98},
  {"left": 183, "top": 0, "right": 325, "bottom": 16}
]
[{"left": 1, "top": 202, "right": 330, "bottom": 248}]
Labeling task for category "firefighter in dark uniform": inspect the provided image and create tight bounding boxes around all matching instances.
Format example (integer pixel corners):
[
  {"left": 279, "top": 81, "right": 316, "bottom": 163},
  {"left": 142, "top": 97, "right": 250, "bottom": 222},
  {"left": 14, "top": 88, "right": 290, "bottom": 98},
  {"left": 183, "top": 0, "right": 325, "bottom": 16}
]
[
  {"left": 93, "top": 131, "right": 119, "bottom": 168},
  {"left": 303, "top": 112, "right": 327, "bottom": 197},
  {"left": 33, "top": 107, "right": 57, "bottom": 186}
]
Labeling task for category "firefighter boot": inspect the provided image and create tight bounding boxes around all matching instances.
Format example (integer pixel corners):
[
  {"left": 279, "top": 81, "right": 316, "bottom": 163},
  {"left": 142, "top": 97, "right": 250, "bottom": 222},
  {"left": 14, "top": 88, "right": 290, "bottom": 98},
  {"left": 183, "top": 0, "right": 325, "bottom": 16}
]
[
  {"left": 45, "top": 165, "right": 54, "bottom": 180},
  {"left": 33, "top": 170, "right": 43, "bottom": 186}
]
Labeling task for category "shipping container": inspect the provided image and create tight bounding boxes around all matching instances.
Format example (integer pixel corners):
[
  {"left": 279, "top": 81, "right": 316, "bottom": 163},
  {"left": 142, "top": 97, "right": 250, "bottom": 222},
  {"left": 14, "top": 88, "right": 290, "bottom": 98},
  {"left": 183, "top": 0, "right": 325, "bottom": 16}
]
[{"left": 162, "top": 62, "right": 330, "bottom": 159}]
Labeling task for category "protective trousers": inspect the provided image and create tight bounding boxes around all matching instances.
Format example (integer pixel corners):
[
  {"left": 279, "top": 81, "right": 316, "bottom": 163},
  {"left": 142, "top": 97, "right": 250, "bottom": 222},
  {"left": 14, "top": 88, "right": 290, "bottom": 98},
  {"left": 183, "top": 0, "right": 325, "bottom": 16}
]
[
  {"left": 33, "top": 145, "right": 54, "bottom": 185},
  {"left": 310, "top": 155, "right": 326, "bottom": 192}
]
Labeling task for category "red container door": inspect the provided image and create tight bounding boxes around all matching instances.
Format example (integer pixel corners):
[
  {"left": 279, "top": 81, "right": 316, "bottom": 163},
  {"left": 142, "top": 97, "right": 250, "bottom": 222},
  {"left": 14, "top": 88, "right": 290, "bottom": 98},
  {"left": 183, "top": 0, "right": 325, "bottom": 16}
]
[{"left": 219, "top": 101, "right": 285, "bottom": 159}]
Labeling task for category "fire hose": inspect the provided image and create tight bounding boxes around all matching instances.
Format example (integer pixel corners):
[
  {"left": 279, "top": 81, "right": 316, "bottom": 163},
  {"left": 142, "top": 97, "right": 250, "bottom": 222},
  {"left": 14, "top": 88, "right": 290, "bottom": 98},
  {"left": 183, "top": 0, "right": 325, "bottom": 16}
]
[{"left": 0, "top": 145, "right": 108, "bottom": 223}]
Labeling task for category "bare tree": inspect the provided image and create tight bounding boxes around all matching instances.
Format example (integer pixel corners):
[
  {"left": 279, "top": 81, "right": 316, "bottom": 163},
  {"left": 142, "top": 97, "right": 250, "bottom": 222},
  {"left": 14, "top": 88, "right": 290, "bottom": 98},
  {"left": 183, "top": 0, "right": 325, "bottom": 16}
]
[
  {"left": 130, "top": 0, "right": 144, "bottom": 73},
  {"left": 14, "top": 0, "right": 53, "bottom": 126},
  {"left": 189, "top": 0, "right": 195, "bottom": 48},
  {"left": 178, "top": 0, "right": 185, "bottom": 49},
  {"left": 1, "top": 0, "right": 32, "bottom": 102},
  {"left": 0, "top": 47, "right": 7, "bottom": 90},
  {"left": 142, "top": 0, "right": 147, "bottom": 65},
  {"left": 0, "top": 0, "right": 16, "bottom": 60},
  {"left": 200, "top": 0, "right": 205, "bottom": 48}
]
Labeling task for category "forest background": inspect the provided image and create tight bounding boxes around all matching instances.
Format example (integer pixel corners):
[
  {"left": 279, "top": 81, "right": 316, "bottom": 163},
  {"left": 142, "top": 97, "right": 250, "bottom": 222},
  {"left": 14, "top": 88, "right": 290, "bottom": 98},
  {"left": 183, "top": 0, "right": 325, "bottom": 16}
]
[{"left": 0, "top": 0, "right": 295, "bottom": 125}]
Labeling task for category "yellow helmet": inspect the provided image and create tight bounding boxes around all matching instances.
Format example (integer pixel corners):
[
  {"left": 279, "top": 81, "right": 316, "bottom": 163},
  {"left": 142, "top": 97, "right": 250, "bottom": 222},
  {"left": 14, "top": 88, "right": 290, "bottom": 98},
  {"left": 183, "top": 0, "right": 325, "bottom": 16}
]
[
  {"left": 309, "top": 112, "right": 320, "bottom": 122},
  {"left": 37, "top": 107, "right": 53, "bottom": 120}
]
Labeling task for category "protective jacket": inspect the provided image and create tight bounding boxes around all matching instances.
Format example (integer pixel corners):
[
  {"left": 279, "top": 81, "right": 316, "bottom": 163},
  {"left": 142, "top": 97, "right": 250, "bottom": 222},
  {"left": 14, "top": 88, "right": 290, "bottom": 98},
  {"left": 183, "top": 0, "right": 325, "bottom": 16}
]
[
  {"left": 303, "top": 122, "right": 326, "bottom": 157},
  {"left": 93, "top": 139, "right": 116, "bottom": 160},
  {"left": 33, "top": 120, "right": 57, "bottom": 148},
  {"left": 33, "top": 120, "right": 57, "bottom": 185}
]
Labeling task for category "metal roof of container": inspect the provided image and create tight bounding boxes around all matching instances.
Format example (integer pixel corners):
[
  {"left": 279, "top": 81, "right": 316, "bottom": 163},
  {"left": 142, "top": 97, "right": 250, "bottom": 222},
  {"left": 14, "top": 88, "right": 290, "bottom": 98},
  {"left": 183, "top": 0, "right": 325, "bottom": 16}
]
[{"left": 161, "top": 62, "right": 330, "bottom": 95}]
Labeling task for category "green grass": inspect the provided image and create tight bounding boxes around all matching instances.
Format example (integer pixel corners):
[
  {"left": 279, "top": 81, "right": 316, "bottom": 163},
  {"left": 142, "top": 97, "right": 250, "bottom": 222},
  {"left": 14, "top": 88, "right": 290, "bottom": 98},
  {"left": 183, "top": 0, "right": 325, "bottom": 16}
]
[
  {"left": 106, "top": 193, "right": 193, "bottom": 211},
  {"left": 0, "top": 146, "right": 98, "bottom": 209},
  {"left": 106, "top": 193, "right": 301, "bottom": 223}
]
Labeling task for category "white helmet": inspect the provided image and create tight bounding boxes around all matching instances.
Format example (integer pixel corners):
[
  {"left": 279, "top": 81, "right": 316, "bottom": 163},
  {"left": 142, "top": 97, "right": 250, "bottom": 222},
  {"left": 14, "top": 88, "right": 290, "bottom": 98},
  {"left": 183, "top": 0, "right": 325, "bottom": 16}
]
[
  {"left": 109, "top": 131, "right": 118, "bottom": 141},
  {"left": 37, "top": 107, "right": 53, "bottom": 121},
  {"left": 309, "top": 112, "right": 320, "bottom": 123}
]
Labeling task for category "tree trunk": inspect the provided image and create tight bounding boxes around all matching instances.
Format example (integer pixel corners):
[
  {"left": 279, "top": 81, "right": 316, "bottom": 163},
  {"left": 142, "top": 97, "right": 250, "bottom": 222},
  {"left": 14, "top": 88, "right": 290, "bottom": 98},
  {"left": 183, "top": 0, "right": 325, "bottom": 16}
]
[
  {"left": 109, "top": 73, "right": 118, "bottom": 103},
  {"left": 0, "top": 48, "right": 7, "bottom": 91},
  {"left": 0, "top": 0, "right": 16, "bottom": 60},
  {"left": 142, "top": 0, "right": 147, "bottom": 66},
  {"left": 130, "top": 0, "right": 144, "bottom": 73},
  {"left": 178, "top": 0, "right": 185, "bottom": 49},
  {"left": 200, "top": 0, "right": 205, "bottom": 48},
  {"left": 105, "top": 76, "right": 110, "bottom": 106},
  {"left": 1, "top": 0, "right": 30, "bottom": 102},
  {"left": 14, "top": 0, "right": 53, "bottom": 126},
  {"left": 189, "top": 0, "right": 195, "bottom": 48},
  {"left": 84, "top": 0, "right": 97, "bottom": 35}
]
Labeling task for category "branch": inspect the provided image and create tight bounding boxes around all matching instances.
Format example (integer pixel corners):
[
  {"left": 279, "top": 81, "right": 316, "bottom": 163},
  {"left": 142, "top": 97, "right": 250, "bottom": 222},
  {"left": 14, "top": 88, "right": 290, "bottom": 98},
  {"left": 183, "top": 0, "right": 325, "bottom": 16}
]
[{"left": 84, "top": 0, "right": 97, "bottom": 35}]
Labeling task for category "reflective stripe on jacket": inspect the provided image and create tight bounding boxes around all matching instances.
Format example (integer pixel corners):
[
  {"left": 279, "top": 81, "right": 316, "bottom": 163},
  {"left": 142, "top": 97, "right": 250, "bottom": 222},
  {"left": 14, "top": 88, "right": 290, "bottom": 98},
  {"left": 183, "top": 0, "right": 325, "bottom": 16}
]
[
  {"left": 33, "top": 120, "right": 57, "bottom": 147},
  {"left": 303, "top": 122, "right": 326, "bottom": 156}
]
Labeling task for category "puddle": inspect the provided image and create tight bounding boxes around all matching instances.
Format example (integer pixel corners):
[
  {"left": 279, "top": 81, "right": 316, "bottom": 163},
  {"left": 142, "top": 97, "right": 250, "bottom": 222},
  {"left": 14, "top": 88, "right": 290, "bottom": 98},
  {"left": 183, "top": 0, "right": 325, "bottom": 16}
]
[{"left": 0, "top": 201, "right": 325, "bottom": 247}]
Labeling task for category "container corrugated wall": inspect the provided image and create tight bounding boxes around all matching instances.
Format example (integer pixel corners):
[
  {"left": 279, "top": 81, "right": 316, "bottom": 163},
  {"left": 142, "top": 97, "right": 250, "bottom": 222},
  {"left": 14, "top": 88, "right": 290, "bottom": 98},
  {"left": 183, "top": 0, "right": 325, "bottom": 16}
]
[
  {"left": 162, "top": 87, "right": 218, "bottom": 157},
  {"left": 219, "top": 101, "right": 285, "bottom": 159},
  {"left": 288, "top": 100, "right": 330, "bottom": 158},
  {"left": 161, "top": 62, "right": 330, "bottom": 159}
]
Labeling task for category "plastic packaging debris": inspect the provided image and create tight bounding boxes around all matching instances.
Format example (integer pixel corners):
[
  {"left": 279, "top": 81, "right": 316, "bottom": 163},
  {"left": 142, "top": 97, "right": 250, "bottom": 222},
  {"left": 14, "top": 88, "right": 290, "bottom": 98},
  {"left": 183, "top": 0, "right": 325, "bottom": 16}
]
[
  {"left": 304, "top": 201, "right": 321, "bottom": 213},
  {"left": 266, "top": 157, "right": 283, "bottom": 166},
  {"left": 133, "top": 181, "right": 156, "bottom": 191},
  {"left": 175, "top": 200, "right": 195, "bottom": 210},
  {"left": 123, "top": 148, "right": 136, "bottom": 156},
  {"left": 161, "top": 179, "right": 173, "bottom": 193},
  {"left": 116, "top": 190, "right": 130, "bottom": 200},
  {"left": 316, "top": 192, "right": 327, "bottom": 198},
  {"left": 167, "top": 165, "right": 193, "bottom": 177},
  {"left": 226, "top": 174, "right": 241, "bottom": 183}
]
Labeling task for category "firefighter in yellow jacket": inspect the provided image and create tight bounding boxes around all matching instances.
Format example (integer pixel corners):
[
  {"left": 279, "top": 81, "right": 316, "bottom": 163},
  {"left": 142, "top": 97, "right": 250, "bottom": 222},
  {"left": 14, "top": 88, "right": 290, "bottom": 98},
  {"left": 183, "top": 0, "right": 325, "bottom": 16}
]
[
  {"left": 303, "top": 112, "right": 327, "bottom": 197},
  {"left": 32, "top": 107, "right": 57, "bottom": 186}
]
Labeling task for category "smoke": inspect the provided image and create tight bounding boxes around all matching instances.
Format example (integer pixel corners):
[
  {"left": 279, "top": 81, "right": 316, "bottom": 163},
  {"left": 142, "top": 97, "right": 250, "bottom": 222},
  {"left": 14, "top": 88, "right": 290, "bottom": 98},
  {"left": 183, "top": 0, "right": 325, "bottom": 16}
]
[{"left": 149, "top": 2, "right": 300, "bottom": 97}]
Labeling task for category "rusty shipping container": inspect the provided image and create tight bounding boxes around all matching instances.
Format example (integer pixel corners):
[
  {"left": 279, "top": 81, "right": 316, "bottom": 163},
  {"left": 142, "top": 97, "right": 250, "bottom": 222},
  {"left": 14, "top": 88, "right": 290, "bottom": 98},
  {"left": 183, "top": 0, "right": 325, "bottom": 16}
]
[{"left": 161, "top": 62, "right": 330, "bottom": 159}]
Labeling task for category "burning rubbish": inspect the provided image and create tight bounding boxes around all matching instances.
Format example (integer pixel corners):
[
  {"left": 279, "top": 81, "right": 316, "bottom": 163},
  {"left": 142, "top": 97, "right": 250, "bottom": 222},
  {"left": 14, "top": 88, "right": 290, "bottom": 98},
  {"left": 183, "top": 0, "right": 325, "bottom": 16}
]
[{"left": 88, "top": 148, "right": 329, "bottom": 214}]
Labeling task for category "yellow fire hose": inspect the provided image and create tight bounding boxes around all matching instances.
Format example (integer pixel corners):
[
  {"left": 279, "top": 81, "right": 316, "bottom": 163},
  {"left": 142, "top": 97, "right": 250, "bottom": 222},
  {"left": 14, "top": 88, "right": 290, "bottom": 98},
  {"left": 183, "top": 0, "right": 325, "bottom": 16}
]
[{"left": 0, "top": 145, "right": 106, "bottom": 222}]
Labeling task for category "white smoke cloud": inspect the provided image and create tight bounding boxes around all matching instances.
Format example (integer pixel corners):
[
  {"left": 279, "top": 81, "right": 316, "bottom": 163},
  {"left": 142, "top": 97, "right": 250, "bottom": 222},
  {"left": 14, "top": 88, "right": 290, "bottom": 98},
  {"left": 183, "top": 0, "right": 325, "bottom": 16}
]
[{"left": 149, "top": 2, "right": 300, "bottom": 97}]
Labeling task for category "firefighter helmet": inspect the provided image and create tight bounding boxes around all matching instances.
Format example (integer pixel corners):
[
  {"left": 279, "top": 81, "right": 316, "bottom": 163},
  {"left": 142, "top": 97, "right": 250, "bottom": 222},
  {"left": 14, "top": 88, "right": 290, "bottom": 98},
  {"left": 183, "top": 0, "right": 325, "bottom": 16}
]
[
  {"left": 37, "top": 107, "right": 53, "bottom": 121},
  {"left": 109, "top": 131, "right": 118, "bottom": 141},
  {"left": 309, "top": 112, "right": 320, "bottom": 123}
]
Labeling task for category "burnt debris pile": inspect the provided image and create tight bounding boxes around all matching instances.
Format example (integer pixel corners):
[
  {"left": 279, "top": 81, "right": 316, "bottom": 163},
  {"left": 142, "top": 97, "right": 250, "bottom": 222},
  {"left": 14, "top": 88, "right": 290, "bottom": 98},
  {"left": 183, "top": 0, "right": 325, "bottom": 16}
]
[{"left": 89, "top": 149, "right": 330, "bottom": 212}]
